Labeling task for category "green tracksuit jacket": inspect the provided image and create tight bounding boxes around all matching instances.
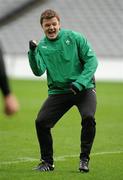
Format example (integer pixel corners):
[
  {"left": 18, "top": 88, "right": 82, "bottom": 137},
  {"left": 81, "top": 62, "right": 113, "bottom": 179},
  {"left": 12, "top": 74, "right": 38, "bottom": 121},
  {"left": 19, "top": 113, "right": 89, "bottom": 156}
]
[{"left": 28, "top": 29, "right": 98, "bottom": 94}]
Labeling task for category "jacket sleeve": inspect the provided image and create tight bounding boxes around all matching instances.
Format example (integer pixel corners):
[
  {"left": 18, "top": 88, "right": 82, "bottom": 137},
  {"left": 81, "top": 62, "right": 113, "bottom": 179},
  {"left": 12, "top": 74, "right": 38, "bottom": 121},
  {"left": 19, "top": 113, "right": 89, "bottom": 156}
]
[
  {"left": 0, "top": 45, "right": 11, "bottom": 96},
  {"left": 28, "top": 46, "right": 46, "bottom": 76},
  {"left": 73, "top": 33, "right": 98, "bottom": 90}
]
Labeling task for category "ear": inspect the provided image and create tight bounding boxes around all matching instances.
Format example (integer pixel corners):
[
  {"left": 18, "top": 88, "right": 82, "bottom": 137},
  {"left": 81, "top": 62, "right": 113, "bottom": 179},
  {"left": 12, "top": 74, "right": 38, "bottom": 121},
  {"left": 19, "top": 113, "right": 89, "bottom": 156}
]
[{"left": 59, "top": 22, "right": 61, "bottom": 29}]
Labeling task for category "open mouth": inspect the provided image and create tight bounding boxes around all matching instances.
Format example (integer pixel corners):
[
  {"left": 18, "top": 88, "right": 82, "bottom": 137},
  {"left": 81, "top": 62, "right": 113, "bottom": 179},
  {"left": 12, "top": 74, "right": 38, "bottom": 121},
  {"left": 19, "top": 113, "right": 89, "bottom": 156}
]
[{"left": 48, "top": 30, "right": 56, "bottom": 37}]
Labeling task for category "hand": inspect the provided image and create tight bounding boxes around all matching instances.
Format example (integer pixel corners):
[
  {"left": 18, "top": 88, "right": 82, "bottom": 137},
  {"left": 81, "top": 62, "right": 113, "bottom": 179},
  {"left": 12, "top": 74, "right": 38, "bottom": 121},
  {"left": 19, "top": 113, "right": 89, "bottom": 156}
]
[
  {"left": 4, "top": 94, "right": 19, "bottom": 115},
  {"left": 69, "top": 83, "right": 80, "bottom": 95},
  {"left": 29, "top": 40, "right": 37, "bottom": 51}
]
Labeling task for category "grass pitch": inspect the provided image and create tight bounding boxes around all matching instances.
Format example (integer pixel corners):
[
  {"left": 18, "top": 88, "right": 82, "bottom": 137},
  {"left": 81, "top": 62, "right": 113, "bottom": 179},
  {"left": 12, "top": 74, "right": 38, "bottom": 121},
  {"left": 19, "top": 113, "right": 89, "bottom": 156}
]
[{"left": 0, "top": 80, "right": 123, "bottom": 180}]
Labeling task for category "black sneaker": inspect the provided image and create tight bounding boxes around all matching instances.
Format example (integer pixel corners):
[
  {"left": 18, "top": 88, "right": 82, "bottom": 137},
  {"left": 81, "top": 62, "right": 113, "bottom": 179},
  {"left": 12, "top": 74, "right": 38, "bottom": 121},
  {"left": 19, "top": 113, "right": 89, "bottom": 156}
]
[
  {"left": 79, "top": 159, "right": 89, "bottom": 172},
  {"left": 33, "top": 161, "right": 55, "bottom": 172}
]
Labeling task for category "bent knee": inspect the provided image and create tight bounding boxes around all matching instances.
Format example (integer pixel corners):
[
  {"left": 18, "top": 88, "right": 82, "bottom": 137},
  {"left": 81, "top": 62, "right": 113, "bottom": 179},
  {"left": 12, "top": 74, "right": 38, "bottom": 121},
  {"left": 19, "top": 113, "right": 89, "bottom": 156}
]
[
  {"left": 82, "top": 115, "right": 96, "bottom": 127},
  {"left": 35, "top": 117, "right": 55, "bottom": 129},
  {"left": 35, "top": 117, "right": 46, "bottom": 128}
]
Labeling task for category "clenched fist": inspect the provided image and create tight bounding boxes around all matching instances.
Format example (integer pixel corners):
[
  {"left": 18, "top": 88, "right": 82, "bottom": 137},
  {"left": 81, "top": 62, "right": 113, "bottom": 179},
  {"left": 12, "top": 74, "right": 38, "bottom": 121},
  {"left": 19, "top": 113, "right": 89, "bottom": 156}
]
[{"left": 29, "top": 40, "right": 37, "bottom": 51}]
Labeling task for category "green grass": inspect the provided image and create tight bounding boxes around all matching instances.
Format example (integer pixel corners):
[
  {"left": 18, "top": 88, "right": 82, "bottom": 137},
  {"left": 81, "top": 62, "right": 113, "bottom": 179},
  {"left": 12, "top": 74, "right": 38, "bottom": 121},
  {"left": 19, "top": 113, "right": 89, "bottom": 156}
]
[{"left": 0, "top": 80, "right": 123, "bottom": 180}]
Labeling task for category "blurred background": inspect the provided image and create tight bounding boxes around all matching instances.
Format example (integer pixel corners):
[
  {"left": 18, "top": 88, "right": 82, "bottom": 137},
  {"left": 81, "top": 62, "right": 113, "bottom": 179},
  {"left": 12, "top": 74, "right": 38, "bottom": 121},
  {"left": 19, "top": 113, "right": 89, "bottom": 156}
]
[{"left": 0, "top": 0, "right": 123, "bottom": 81}]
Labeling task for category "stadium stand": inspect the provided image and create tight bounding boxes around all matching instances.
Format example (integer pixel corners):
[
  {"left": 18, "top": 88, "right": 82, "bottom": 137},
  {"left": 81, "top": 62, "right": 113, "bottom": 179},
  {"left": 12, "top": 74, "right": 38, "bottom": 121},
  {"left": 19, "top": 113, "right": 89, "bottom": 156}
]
[{"left": 0, "top": 0, "right": 123, "bottom": 58}]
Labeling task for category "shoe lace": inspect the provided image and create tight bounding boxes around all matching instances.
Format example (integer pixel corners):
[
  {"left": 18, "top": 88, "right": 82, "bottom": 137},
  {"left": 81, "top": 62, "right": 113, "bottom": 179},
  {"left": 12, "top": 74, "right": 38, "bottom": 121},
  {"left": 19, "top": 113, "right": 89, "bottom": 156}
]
[
  {"left": 39, "top": 161, "right": 54, "bottom": 171},
  {"left": 80, "top": 160, "right": 88, "bottom": 167}
]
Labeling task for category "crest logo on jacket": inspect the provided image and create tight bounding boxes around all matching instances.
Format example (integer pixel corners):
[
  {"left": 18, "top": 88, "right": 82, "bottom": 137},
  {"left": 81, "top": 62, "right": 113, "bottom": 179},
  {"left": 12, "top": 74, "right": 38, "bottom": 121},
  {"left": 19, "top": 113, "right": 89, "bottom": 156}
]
[{"left": 65, "top": 39, "right": 70, "bottom": 45}]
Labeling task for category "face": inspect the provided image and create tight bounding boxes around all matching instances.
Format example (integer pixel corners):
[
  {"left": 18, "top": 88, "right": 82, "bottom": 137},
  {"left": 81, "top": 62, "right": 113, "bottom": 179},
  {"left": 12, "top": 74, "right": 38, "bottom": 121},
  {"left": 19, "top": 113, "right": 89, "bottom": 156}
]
[{"left": 42, "top": 17, "right": 60, "bottom": 40}]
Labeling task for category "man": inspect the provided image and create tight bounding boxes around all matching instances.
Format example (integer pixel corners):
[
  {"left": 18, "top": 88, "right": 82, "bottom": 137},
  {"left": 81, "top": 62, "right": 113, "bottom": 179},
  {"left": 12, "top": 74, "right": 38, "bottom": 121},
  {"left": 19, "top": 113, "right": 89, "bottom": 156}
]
[
  {"left": 28, "top": 9, "right": 98, "bottom": 172},
  {"left": 0, "top": 43, "right": 19, "bottom": 115}
]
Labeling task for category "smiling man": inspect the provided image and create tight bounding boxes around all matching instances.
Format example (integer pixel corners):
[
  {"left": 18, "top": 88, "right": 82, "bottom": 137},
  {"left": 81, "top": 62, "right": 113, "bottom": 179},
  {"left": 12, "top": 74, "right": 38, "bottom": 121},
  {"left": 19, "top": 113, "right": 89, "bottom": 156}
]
[
  {"left": 28, "top": 9, "right": 98, "bottom": 173},
  {"left": 41, "top": 12, "right": 60, "bottom": 40}
]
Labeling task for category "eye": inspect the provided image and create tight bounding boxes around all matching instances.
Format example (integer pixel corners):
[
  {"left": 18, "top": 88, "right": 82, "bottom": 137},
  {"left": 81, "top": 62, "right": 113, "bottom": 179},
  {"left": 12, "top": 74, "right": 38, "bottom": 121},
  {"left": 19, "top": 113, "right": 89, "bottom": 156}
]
[
  {"left": 45, "top": 24, "right": 50, "bottom": 28},
  {"left": 52, "top": 22, "right": 57, "bottom": 26}
]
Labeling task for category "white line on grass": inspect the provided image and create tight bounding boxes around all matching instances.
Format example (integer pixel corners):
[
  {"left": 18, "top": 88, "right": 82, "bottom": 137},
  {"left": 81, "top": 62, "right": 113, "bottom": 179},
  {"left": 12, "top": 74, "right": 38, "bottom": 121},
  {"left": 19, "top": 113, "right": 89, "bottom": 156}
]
[{"left": 0, "top": 150, "right": 123, "bottom": 165}]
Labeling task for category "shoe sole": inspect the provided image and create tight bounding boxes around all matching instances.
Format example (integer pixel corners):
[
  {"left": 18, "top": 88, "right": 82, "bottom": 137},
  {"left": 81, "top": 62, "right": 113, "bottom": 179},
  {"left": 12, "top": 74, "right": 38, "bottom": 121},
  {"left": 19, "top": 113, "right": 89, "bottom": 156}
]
[{"left": 79, "top": 169, "right": 89, "bottom": 173}]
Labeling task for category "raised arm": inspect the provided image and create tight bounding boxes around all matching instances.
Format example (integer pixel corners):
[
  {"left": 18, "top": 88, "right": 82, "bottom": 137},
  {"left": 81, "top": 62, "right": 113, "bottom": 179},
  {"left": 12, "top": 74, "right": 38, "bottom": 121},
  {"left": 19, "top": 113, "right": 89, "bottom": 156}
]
[{"left": 28, "top": 40, "right": 46, "bottom": 76}]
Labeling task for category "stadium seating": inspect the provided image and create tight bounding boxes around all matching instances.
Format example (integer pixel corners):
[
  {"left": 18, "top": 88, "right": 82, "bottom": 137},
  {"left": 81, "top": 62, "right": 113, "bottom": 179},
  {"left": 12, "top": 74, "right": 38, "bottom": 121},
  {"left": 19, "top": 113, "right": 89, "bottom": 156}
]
[{"left": 0, "top": 0, "right": 123, "bottom": 57}]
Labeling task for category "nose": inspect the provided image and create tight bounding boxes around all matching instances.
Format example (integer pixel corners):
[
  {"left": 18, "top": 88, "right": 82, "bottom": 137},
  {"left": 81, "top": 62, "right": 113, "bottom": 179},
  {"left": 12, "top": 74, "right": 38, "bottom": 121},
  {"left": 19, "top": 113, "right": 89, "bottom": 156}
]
[{"left": 49, "top": 24, "right": 54, "bottom": 29}]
